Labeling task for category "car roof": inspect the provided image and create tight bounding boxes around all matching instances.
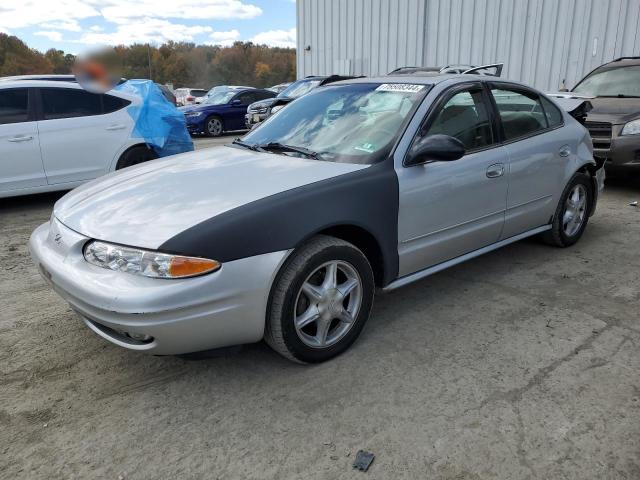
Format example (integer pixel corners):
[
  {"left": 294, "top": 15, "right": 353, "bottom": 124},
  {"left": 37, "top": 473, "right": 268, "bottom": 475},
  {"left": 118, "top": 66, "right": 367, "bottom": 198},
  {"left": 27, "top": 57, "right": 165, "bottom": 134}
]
[{"left": 333, "top": 74, "right": 513, "bottom": 86}]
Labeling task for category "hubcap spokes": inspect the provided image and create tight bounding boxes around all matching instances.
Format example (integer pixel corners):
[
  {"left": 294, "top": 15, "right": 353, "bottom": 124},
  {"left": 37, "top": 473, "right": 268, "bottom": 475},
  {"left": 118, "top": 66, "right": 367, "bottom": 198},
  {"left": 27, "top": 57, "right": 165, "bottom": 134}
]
[
  {"left": 294, "top": 261, "right": 362, "bottom": 348},
  {"left": 563, "top": 184, "right": 587, "bottom": 237},
  {"left": 208, "top": 119, "right": 221, "bottom": 135}
]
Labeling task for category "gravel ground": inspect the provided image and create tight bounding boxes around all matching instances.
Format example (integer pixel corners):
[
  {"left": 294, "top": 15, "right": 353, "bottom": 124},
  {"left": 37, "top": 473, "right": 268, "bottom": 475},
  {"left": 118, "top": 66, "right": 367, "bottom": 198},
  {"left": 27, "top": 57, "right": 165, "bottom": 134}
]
[{"left": 1, "top": 150, "right": 639, "bottom": 479}]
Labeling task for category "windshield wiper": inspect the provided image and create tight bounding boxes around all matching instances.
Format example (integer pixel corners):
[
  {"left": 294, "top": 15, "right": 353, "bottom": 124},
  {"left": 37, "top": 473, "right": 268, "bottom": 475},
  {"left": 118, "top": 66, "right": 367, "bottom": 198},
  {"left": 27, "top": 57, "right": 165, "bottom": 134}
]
[
  {"left": 257, "top": 142, "right": 322, "bottom": 160},
  {"left": 231, "top": 138, "right": 260, "bottom": 151}
]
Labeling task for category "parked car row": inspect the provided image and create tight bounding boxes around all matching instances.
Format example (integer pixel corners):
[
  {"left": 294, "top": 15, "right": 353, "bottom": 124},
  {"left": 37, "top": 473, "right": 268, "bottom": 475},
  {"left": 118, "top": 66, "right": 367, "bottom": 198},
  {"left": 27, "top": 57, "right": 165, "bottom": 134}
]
[{"left": 29, "top": 67, "right": 606, "bottom": 364}]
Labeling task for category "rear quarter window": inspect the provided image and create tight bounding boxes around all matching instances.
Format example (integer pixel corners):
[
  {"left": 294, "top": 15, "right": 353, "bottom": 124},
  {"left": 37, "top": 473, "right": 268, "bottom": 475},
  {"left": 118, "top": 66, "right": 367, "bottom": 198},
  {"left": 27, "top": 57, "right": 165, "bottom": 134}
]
[
  {"left": 540, "top": 96, "right": 563, "bottom": 128},
  {"left": 103, "top": 94, "right": 131, "bottom": 114}
]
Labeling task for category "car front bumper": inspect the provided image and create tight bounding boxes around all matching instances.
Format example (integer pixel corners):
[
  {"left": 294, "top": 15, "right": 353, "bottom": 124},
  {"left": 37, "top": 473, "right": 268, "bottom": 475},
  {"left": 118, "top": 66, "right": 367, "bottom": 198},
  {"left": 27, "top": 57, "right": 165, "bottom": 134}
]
[
  {"left": 245, "top": 112, "right": 268, "bottom": 129},
  {"left": 29, "top": 218, "right": 288, "bottom": 355},
  {"left": 185, "top": 116, "right": 206, "bottom": 134},
  {"left": 588, "top": 123, "right": 640, "bottom": 167}
]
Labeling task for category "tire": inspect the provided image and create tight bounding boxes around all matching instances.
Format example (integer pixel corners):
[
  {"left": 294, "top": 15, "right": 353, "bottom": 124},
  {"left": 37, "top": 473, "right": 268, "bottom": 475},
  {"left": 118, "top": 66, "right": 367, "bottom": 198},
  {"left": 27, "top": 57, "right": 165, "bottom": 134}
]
[
  {"left": 265, "top": 235, "right": 375, "bottom": 364},
  {"left": 205, "top": 116, "right": 224, "bottom": 137},
  {"left": 115, "top": 146, "right": 157, "bottom": 170},
  {"left": 542, "top": 172, "right": 593, "bottom": 247}
]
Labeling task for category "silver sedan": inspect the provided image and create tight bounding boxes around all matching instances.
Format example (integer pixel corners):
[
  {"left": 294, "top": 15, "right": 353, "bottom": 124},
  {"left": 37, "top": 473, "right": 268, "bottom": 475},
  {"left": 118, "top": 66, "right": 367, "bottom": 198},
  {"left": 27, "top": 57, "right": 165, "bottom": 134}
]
[{"left": 30, "top": 74, "right": 604, "bottom": 363}]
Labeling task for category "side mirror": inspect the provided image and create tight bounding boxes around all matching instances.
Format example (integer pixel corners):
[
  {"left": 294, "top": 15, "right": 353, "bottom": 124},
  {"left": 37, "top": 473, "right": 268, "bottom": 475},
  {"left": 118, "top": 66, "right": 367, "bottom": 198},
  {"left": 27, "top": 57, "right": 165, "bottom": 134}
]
[
  {"left": 230, "top": 99, "right": 242, "bottom": 105},
  {"left": 405, "top": 134, "right": 465, "bottom": 167}
]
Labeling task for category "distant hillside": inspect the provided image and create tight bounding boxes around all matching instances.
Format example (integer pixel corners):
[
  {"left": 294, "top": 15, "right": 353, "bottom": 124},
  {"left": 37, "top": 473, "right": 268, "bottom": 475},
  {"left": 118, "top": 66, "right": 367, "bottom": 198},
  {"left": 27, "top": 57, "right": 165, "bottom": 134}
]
[{"left": 0, "top": 33, "right": 296, "bottom": 88}]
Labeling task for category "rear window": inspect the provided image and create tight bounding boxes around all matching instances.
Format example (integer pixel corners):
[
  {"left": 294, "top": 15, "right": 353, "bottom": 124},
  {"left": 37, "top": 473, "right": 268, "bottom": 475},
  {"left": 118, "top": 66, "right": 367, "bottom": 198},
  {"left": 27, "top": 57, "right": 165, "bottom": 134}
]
[
  {"left": 41, "top": 88, "right": 102, "bottom": 120},
  {"left": 191, "top": 90, "right": 207, "bottom": 97},
  {"left": 0, "top": 88, "right": 29, "bottom": 125}
]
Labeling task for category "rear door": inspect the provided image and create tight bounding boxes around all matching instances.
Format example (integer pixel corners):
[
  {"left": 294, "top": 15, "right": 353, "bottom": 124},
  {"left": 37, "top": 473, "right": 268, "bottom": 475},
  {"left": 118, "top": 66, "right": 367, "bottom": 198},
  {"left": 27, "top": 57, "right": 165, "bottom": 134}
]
[
  {"left": 489, "top": 85, "right": 566, "bottom": 239},
  {"left": 0, "top": 87, "right": 46, "bottom": 193},
  {"left": 396, "top": 82, "right": 510, "bottom": 275},
  {"left": 36, "top": 87, "right": 133, "bottom": 184}
]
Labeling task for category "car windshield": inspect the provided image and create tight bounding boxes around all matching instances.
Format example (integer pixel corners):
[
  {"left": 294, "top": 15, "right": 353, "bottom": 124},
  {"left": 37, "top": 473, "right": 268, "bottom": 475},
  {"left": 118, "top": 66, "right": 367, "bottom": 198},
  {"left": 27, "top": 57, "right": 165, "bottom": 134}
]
[
  {"left": 241, "top": 83, "right": 430, "bottom": 164},
  {"left": 203, "top": 90, "right": 236, "bottom": 105},
  {"left": 573, "top": 65, "right": 640, "bottom": 97},
  {"left": 191, "top": 89, "right": 207, "bottom": 97},
  {"left": 278, "top": 79, "right": 322, "bottom": 98}
]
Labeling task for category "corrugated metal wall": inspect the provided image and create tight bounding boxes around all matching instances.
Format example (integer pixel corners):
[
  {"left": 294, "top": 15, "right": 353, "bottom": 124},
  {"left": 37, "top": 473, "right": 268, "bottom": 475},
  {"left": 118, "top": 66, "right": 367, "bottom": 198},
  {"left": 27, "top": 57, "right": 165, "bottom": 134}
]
[
  {"left": 296, "top": 0, "right": 428, "bottom": 78},
  {"left": 297, "top": 0, "right": 640, "bottom": 90}
]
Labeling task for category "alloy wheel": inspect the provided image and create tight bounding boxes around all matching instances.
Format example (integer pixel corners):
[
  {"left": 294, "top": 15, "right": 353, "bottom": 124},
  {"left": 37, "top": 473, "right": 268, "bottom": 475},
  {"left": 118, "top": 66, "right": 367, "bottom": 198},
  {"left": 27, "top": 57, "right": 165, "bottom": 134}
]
[
  {"left": 563, "top": 184, "right": 587, "bottom": 237},
  {"left": 294, "top": 260, "right": 363, "bottom": 348},
  {"left": 207, "top": 118, "right": 222, "bottom": 136}
]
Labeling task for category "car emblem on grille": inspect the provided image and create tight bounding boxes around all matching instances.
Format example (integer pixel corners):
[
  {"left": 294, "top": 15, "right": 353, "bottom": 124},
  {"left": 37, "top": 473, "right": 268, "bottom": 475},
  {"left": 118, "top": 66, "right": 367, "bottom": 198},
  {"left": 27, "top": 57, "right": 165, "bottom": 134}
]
[{"left": 54, "top": 233, "right": 62, "bottom": 245}]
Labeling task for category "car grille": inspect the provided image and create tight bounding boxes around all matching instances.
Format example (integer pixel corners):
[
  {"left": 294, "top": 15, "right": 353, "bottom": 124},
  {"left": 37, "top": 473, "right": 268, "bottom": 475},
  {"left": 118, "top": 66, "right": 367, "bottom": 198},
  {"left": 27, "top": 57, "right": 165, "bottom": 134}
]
[{"left": 585, "top": 121, "right": 612, "bottom": 151}]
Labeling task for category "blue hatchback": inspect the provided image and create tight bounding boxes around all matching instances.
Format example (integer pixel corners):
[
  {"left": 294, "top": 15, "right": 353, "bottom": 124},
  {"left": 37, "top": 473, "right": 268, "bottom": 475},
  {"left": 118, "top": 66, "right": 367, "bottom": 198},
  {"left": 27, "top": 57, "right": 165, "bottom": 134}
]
[{"left": 181, "top": 87, "right": 276, "bottom": 137}]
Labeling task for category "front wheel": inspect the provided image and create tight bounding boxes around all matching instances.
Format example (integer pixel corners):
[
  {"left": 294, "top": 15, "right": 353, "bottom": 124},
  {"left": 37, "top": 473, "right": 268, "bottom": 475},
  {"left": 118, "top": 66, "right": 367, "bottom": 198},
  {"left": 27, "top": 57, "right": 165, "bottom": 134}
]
[
  {"left": 265, "top": 236, "right": 375, "bottom": 363},
  {"left": 542, "top": 172, "right": 593, "bottom": 247},
  {"left": 205, "top": 116, "right": 223, "bottom": 137}
]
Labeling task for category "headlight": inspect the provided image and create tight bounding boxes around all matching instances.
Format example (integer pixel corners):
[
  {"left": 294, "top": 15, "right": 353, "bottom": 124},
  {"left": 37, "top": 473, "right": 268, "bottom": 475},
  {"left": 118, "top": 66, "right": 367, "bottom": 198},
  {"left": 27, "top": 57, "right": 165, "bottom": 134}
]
[
  {"left": 84, "top": 241, "right": 220, "bottom": 279},
  {"left": 184, "top": 111, "right": 203, "bottom": 118},
  {"left": 271, "top": 104, "right": 285, "bottom": 113},
  {"left": 621, "top": 119, "right": 640, "bottom": 136},
  {"left": 253, "top": 107, "right": 268, "bottom": 114}
]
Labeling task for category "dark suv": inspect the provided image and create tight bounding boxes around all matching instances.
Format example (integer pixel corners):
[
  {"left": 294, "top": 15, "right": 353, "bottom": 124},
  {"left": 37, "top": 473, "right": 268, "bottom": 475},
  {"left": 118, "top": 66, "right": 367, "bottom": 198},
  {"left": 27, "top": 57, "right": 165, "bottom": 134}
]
[
  {"left": 570, "top": 57, "right": 640, "bottom": 168},
  {"left": 245, "top": 75, "right": 355, "bottom": 129}
]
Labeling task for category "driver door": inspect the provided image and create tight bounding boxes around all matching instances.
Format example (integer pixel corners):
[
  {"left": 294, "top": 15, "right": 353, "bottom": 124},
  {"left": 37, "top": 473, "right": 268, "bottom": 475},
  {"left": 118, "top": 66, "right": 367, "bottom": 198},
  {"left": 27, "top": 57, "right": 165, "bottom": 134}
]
[{"left": 396, "top": 83, "right": 510, "bottom": 276}]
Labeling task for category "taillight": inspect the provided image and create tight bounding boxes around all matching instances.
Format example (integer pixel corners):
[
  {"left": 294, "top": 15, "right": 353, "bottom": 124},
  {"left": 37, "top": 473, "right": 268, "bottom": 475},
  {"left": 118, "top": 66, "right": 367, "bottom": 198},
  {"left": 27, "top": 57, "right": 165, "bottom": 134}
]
[{"left": 187, "top": 96, "right": 194, "bottom": 101}]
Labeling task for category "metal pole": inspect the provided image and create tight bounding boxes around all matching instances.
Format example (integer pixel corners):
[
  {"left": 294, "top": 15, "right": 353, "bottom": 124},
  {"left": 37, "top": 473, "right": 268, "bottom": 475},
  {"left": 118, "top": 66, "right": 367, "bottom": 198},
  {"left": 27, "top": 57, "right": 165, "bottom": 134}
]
[{"left": 147, "top": 44, "right": 152, "bottom": 80}]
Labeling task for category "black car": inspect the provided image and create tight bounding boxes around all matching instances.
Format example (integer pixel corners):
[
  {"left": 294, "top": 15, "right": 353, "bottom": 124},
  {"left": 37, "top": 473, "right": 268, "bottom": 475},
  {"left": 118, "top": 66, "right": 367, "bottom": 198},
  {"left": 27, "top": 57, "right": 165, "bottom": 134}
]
[
  {"left": 567, "top": 57, "right": 640, "bottom": 168},
  {"left": 245, "top": 75, "right": 355, "bottom": 128}
]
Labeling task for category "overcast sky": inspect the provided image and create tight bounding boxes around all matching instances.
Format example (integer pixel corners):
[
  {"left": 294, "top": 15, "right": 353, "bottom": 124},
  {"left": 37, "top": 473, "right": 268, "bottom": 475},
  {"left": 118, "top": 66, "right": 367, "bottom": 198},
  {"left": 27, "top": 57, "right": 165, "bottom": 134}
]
[{"left": 0, "top": 0, "right": 297, "bottom": 53}]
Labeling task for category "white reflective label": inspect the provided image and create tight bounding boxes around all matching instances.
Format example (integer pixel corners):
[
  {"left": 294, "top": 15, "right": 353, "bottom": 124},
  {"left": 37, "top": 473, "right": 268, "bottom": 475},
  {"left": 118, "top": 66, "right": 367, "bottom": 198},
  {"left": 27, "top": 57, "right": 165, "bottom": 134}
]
[{"left": 375, "top": 83, "right": 425, "bottom": 93}]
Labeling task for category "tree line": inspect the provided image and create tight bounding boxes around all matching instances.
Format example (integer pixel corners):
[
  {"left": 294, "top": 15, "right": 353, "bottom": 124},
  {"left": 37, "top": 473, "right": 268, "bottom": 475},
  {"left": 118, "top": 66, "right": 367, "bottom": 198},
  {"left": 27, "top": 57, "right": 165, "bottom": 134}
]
[{"left": 0, "top": 33, "right": 296, "bottom": 89}]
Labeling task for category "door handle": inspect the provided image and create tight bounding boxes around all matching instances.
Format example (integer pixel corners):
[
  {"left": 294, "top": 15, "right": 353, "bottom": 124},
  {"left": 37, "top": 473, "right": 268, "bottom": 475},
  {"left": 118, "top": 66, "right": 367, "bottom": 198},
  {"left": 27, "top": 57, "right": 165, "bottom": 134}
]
[
  {"left": 7, "top": 135, "right": 33, "bottom": 142},
  {"left": 558, "top": 145, "right": 571, "bottom": 157},
  {"left": 486, "top": 163, "right": 505, "bottom": 178},
  {"left": 106, "top": 124, "right": 127, "bottom": 131}
]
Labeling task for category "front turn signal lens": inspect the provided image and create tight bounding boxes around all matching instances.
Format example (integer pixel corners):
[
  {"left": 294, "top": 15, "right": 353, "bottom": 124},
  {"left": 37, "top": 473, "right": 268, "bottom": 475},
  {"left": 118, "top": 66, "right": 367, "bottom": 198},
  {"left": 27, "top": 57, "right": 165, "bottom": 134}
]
[{"left": 169, "top": 257, "right": 220, "bottom": 278}]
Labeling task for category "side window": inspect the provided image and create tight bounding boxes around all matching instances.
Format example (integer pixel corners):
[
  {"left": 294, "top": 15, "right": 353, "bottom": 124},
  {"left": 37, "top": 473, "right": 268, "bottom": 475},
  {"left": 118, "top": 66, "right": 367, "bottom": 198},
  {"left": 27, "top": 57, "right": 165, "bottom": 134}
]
[
  {"left": 256, "top": 90, "right": 274, "bottom": 101},
  {"left": 424, "top": 87, "right": 494, "bottom": 151},
  {"left": 540, "top": 96, "right": 563, "bottom": 128},
  {"left": 237, "top": 92, "right": 256, "bottom": 105},
  {"left": 103, "top": 94, "right": 131, "bottom": 114},
  {"left": 0, "top": 88, "right": 29, "bottom": 125},
  {"left": 41, "top": 88, "right": 103, "bottom": 120},
  {"left": 491, "top": 88, "right": 548, "bottom": 141}
]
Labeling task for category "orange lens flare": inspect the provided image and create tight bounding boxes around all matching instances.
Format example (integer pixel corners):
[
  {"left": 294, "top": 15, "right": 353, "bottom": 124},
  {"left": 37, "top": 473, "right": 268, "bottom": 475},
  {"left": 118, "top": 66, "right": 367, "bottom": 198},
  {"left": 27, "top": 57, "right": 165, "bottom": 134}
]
[{"left": 168, "top": 257, "right": 220, "bottom": 278}]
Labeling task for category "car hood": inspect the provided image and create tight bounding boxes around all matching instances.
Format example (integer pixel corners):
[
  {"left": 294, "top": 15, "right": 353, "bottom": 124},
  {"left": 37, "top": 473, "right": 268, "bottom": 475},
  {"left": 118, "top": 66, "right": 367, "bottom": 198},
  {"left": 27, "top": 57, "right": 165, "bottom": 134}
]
[
  {"left": 584, "top": 97, "right": 640, "bottom": 124},
  {"left": 180, "top": 104, "right": 219, "bottom": 114},
  {"left": 54, "top": 146, "right": 368, "bottom": 250}
]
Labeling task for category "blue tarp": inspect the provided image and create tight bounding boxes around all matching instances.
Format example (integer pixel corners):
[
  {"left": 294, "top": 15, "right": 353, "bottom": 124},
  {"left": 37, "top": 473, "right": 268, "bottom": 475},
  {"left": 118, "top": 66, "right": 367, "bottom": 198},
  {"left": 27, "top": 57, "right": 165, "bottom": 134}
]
[{"left": 114, "top": 80, "right": 194, "bottom": 158}]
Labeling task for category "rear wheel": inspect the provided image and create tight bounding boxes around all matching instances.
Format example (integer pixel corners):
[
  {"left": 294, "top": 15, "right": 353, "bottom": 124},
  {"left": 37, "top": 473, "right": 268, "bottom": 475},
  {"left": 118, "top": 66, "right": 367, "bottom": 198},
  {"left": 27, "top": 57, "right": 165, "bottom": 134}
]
[
  {"left": 205, "top": 116, "right": 224, "bottom": 137},
  {"left": 542, "top": 172, "right": 593, "bottom": 247},
  {"left": 115, "top": 145, "right": 157, "bottom": 170},
  {"left": 265, "top": 236, "right": 375, "bottom": 363}
]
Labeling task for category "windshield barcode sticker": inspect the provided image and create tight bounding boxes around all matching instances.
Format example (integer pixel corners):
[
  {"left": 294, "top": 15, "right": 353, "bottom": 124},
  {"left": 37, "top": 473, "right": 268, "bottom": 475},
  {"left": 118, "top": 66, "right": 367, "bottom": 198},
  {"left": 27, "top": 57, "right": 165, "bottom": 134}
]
[{"left": 375, "top": 84, "right": 425, "bottom": 93}]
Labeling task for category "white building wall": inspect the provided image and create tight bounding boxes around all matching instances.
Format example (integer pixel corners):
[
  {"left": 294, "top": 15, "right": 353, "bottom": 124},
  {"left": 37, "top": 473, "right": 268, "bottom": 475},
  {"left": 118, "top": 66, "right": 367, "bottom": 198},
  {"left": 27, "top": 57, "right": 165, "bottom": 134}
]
[
  {"left": 296, "top": 0, "right": 428, "bottom": 78},
  {"left": 297, "top": 0, "right": 640, "bottom": 90}
]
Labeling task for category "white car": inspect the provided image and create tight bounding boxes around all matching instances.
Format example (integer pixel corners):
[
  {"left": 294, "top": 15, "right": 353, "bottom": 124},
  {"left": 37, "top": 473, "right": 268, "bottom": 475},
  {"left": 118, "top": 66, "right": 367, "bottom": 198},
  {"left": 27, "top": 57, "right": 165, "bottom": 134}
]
[
  {"left": 175, "top": 88, "right": 208, "bottom": 106},
  {"left": 0, "top": 79, "right": 156, "bottom": 198}
]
